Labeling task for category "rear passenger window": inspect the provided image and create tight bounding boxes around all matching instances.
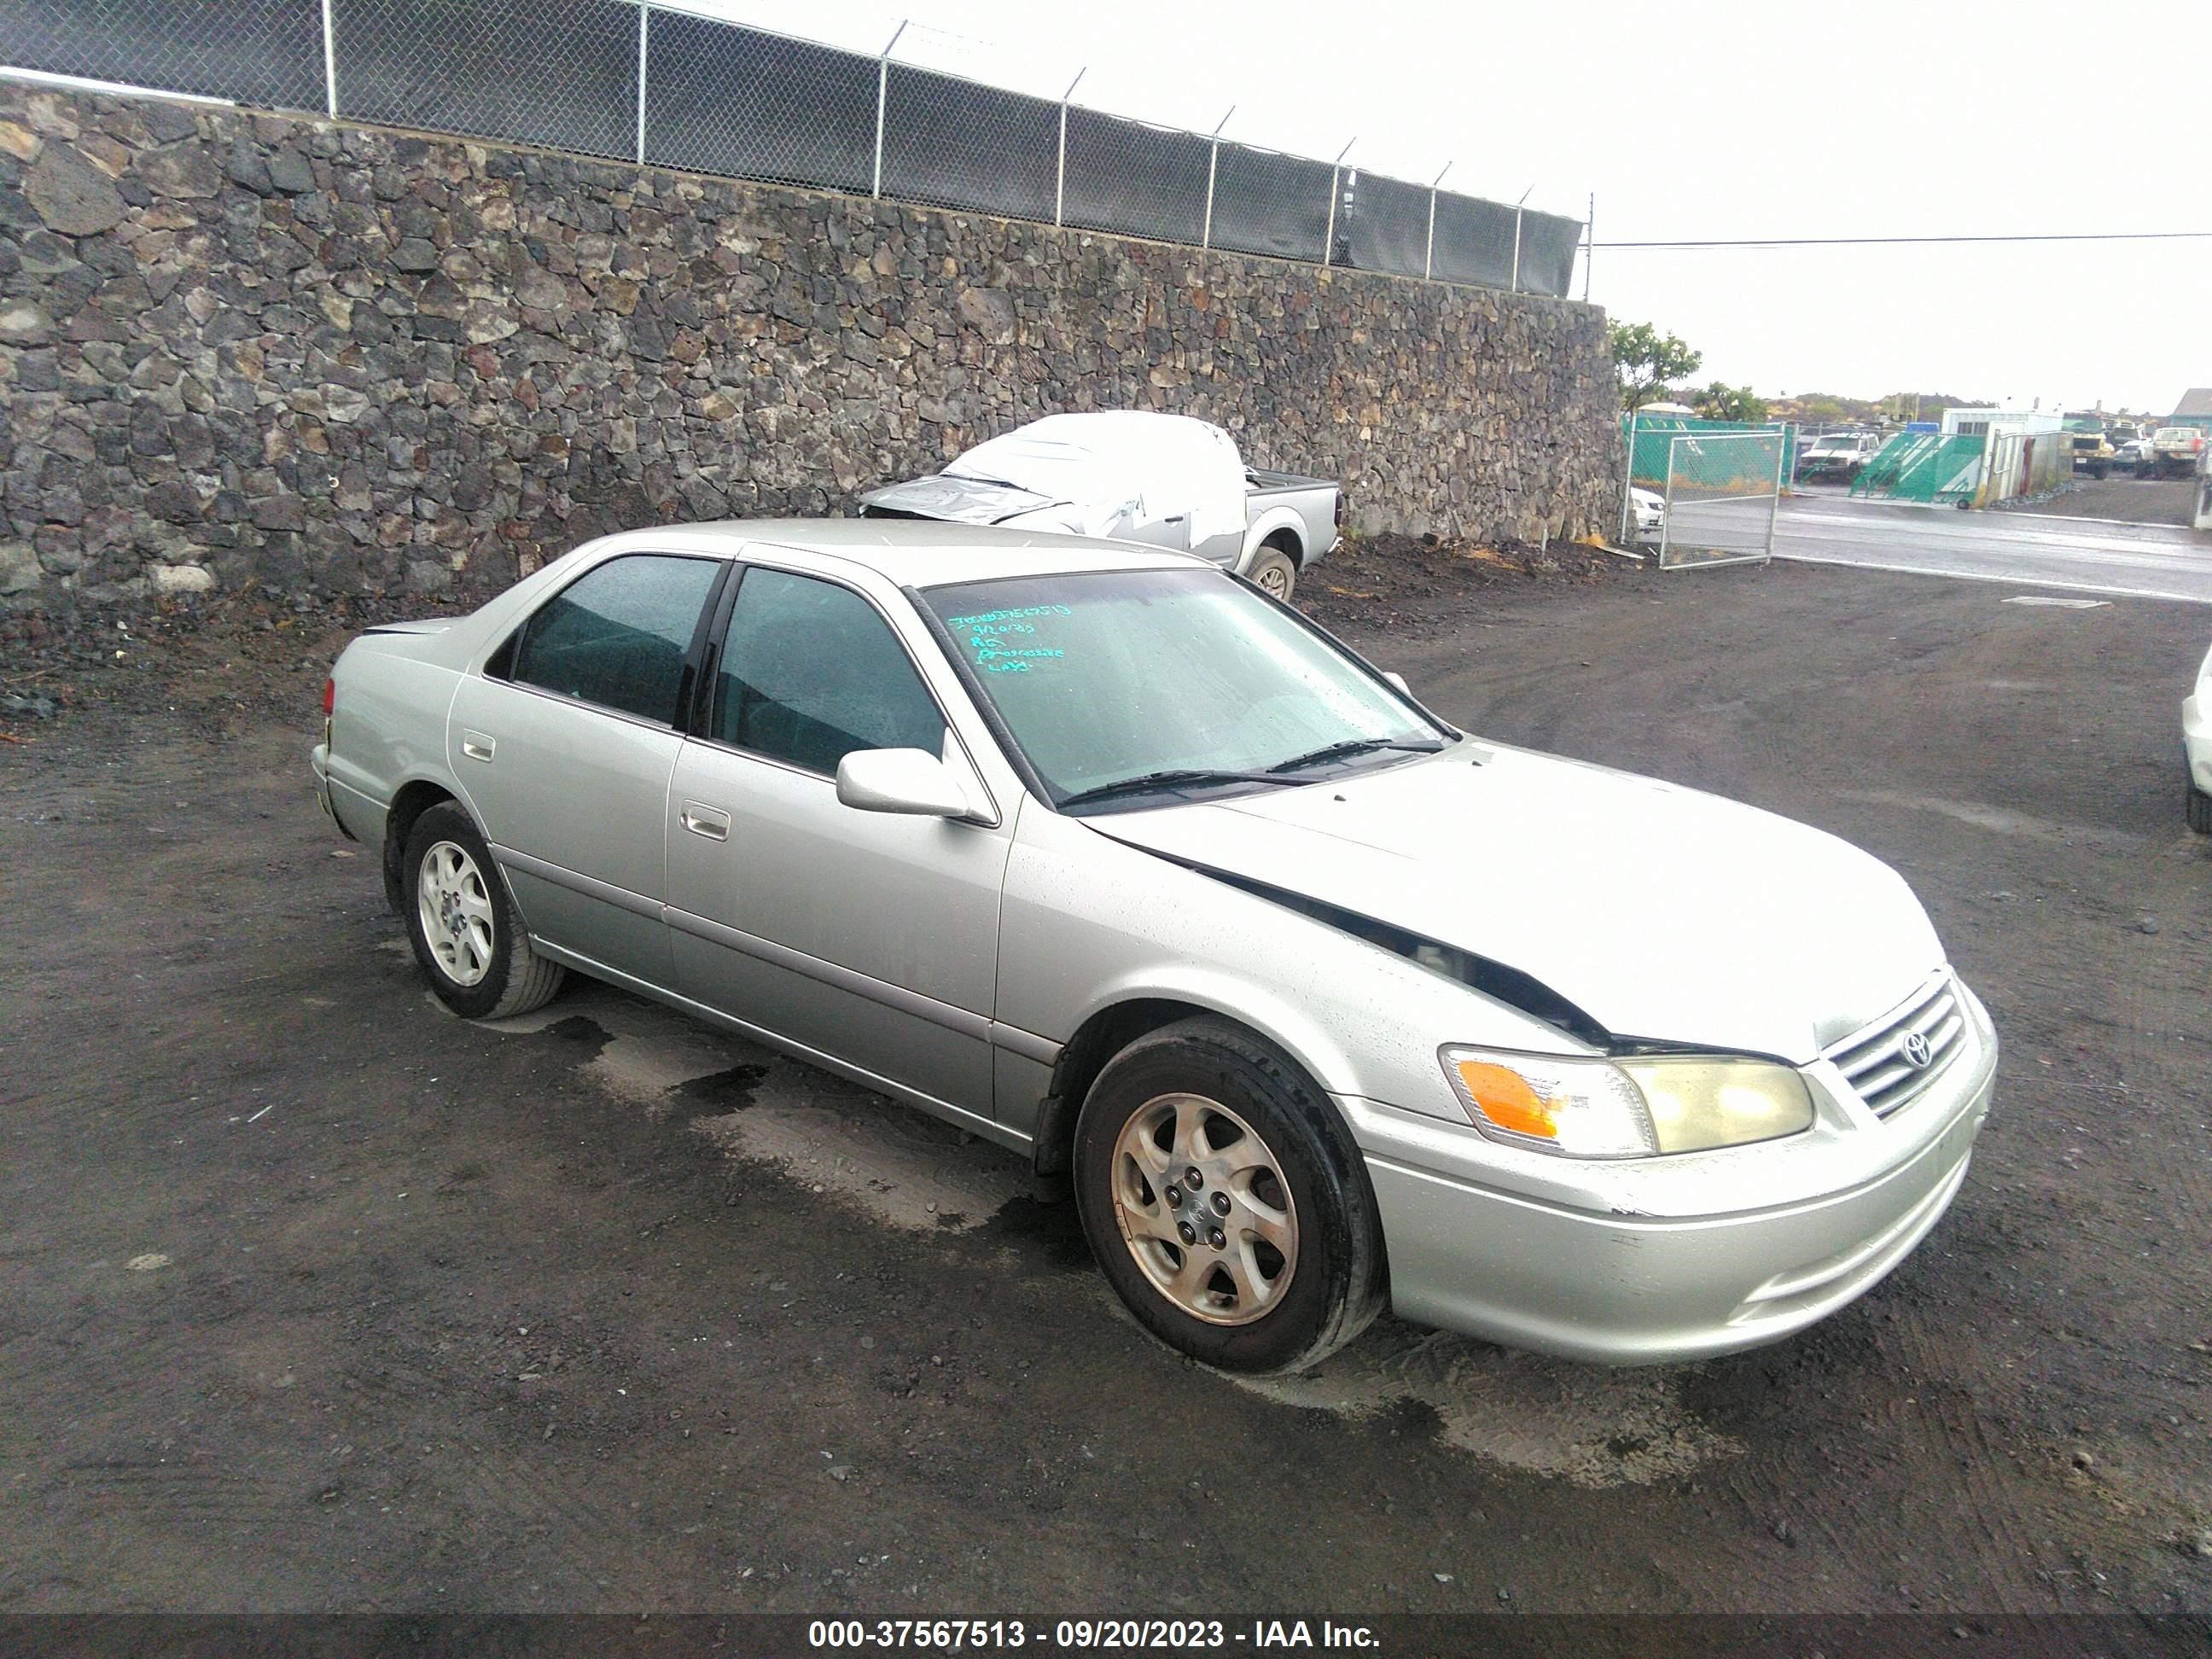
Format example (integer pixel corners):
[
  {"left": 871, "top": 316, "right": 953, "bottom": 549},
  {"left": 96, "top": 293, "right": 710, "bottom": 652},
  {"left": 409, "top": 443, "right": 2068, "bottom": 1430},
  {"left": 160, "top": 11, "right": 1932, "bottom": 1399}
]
[
  {"left": 714, "top": 568, "right": 946, "bottom": 775},
  {"left": 511, "top": 556, "right": 719, "bottom": 724}
]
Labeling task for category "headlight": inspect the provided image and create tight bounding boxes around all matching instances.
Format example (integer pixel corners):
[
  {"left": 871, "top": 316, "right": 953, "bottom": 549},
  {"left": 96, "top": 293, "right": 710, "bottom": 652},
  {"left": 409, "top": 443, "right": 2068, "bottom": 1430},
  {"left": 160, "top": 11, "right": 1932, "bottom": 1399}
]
[{"left": 1441, "top": 1047, "right": 1815, "bottom": 1158}]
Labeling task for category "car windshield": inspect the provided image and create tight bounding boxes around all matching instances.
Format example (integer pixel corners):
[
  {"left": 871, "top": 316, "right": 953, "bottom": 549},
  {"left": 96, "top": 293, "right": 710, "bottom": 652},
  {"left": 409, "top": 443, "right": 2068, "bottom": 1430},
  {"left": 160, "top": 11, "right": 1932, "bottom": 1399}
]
[{"left": 923, "top": 567, "right": 1448, "bottom": 809}]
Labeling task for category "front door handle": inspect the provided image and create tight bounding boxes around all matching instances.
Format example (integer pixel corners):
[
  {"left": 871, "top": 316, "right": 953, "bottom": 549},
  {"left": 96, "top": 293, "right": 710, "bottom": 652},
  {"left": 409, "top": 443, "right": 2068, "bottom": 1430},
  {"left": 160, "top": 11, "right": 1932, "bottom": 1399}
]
[
  {"left": 461, "top": 731, "right": 496, "bottom": 762},
  {"left": 679, "top": 800, "right": 731, "bottom": 841}
]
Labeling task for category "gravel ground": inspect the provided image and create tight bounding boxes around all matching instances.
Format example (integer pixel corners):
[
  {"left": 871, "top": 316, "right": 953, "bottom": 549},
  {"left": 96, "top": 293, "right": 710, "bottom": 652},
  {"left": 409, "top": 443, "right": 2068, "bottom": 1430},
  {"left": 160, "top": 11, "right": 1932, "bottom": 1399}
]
[
  {"left": 3, "top": 554, "right": 2211, "bottom": 1622},
  {"left": 2012, "top": 477, "right": 2200, "bottom": 527}
]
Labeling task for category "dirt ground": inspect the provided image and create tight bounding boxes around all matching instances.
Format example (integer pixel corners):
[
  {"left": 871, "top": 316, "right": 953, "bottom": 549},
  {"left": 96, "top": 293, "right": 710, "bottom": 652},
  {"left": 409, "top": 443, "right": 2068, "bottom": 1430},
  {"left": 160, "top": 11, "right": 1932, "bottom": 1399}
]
[
  {"left": 2014, "top": 477, "right": 2201, "bottom": 527},
  {"left": 3, "top": 551, "right": 2211, "bottom": 1623}
]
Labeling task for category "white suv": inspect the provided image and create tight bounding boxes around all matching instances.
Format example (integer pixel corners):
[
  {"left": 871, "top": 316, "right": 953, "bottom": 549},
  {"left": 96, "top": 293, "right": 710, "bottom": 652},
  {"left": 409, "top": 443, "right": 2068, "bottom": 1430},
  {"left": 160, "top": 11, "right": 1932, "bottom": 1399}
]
[{"left": 1797, "top": 432, "right": 1883, "bottom": 483}]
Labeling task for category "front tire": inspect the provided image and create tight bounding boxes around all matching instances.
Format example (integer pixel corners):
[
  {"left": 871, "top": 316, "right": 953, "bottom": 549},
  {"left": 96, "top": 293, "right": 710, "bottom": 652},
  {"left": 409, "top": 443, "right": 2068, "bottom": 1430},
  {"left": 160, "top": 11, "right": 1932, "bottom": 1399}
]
[
  {"left": 1246, "top": 546, "right": 1299, "bottom": 602},
  {"left": 1072, "top": 1017, "right": 1387, "bottom": 1374},
  {"left": 403, "top": 801, "right": 567, "bottom": 1019}
]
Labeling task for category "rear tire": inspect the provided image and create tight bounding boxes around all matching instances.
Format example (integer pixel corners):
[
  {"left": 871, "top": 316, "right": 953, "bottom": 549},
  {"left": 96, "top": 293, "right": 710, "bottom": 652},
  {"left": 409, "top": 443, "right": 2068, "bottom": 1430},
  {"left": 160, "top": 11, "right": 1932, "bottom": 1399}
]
[
  {"left": 403, "top": 801, "right": 566, "bottom": 1020},
  {"left": 1246, "top": 546, "right": 1299, "bottom": 602},
  {"left": 2189, "top": 783, "right": 2212, "bottom": 836},
  {"left": 1072, "top": 1016, "right": 1387, "bottom": 1374}
]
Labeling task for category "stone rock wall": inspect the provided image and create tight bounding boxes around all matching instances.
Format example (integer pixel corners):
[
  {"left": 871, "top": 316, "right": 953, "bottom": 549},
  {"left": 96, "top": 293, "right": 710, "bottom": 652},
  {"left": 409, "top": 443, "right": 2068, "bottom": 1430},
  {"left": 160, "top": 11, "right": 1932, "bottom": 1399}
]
[{"left": 0, "top": 80, "right": 1621, "bottom": 613}]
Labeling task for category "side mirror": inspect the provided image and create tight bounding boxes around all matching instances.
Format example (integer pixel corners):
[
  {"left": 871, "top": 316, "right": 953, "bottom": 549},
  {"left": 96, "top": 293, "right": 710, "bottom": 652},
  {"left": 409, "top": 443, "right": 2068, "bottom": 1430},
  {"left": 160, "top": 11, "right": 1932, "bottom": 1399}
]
[
  {"left": 836, "top": 748, "right": 974, "bottom": 818},
  {"left": 1382, "top": 671, "right": 1412, "bottom": 696}
]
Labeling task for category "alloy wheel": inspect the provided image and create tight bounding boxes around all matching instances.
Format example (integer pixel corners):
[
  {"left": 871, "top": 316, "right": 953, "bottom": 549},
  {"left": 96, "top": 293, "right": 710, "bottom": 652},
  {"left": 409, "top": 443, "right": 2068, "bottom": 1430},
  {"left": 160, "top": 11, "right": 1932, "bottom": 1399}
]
[
  {"left": 1109, "top": 1092, "right": 1300, "bottom": 1325},
  {"left": 417, "top": 840, "right": 496, "bottom": 987}
]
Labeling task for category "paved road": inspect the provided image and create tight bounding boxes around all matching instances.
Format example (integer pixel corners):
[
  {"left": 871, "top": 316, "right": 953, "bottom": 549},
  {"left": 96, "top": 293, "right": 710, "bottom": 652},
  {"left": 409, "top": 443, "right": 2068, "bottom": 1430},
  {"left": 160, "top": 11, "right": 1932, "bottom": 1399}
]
[{"left": 1773, "top": 494, "right": 2212, "bottom": 603}]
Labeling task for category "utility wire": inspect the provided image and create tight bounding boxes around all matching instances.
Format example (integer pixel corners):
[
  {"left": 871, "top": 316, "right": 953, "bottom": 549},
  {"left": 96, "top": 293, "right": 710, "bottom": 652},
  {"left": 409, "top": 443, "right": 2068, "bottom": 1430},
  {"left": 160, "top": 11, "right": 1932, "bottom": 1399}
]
[{"left": 1592, "top": 230, "right": 2212, "bottom": 248}]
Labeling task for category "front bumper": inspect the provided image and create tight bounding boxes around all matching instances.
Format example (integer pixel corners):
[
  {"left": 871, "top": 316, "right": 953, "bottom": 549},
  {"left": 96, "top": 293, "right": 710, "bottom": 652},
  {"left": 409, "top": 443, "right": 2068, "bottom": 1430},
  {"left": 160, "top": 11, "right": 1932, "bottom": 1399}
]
[
  {"left": 1342, "top": 998, "right": 1997, "bottom": 1365},
  {"left": 2185, "top": 687, "right": 2212, "bottom": 794}
]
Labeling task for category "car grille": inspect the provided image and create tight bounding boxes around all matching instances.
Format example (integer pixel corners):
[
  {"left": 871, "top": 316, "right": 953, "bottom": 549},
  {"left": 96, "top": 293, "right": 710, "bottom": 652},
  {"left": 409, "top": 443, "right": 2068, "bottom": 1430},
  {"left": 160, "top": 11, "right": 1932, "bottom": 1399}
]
[{"left": 1825, "top": 975, "right": 1969, "bottom": 1119}]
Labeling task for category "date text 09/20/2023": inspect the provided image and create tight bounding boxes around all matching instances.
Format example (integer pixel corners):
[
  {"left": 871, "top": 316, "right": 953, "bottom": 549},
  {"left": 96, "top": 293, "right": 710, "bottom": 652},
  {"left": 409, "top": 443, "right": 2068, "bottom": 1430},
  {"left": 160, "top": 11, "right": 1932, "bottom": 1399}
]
[{"left": 806, "top": 1619, "right": 1380, "bottom": 1649}]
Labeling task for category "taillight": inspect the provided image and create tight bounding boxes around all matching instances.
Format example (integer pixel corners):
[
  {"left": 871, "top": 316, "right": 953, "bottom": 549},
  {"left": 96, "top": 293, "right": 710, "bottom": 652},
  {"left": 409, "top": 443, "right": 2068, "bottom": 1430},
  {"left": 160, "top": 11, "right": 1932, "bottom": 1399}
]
[{"left": 323, "top": 676, "right": 335, "bottom": 716}]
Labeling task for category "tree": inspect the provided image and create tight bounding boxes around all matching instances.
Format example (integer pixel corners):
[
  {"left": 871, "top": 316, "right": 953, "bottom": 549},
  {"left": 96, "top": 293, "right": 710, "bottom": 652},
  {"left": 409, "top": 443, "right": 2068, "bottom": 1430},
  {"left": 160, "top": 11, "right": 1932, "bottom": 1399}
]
[
  {"left": 1609, "top": 321, "right": 1703, "bottom": 413},
  {"left": 1695, "top": 382, "right": 1768, "bottom": 423}
]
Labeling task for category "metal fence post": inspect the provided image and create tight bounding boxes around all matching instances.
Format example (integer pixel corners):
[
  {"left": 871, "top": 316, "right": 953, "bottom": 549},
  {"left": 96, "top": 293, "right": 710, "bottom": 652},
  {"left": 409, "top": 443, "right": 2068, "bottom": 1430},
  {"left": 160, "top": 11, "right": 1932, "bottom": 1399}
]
[
  {"left": 1054, "top": 67, "right": 1084, "bottom": 228},
  {"left": 1619, "top": 409, "right": 1639, "bottom": 545},
  {"left": 1510, "top": 185, "right": 1530, "bottom": 294},
  {"left": 1321, "top": 137, "right": 1353, "bottom": 268},
  {"left": 1582, "top": 190, "right": 1592, "bottom": 302},
  {"left": 320, "top": 0, "right": 338, "bottom": 117},
  {"left": 1200, "top": 105, "right": 1232, "bottom": 251},
  {"left": 871, "top": 20, "right": 906, "bottom": 200},
  {"left": 634, "top": 3, "right": 649, "bottom": 166},
  {"left": 1766, "top": 429, "right": 1784, "bottom": 562},
  {"left": 1423, "top": 160, "right": 1451, "bottom": 282}
]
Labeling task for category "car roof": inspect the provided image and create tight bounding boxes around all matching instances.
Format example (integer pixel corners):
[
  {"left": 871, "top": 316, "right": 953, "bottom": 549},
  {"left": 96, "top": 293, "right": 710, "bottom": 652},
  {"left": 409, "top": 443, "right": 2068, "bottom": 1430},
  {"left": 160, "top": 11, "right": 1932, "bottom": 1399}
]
[{"left": 584, "top": 517, "right": 1208, "bottom": 589}]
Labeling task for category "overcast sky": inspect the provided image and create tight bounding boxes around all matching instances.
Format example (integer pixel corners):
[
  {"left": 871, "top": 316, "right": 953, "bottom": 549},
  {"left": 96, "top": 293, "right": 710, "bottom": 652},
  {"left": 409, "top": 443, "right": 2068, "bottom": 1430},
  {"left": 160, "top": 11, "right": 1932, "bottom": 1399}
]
[{"left": 684, "top": 0, "right": 2209, "bottom": 416}]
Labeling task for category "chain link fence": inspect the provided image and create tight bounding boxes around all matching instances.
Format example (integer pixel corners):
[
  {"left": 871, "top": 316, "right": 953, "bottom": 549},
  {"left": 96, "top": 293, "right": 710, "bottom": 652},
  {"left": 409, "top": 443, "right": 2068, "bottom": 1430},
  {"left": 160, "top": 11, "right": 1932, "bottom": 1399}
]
[
  {"left": 334, "top": 0, "right": 637, "bottom": 160},
  {"left": 0, "top": 0, "right": 1589, "bottom": 298},
  {"left": 1654, "top": 431, "right": 1784, "bottom": 571},
  {"left": 0, "top": 0, "right": 326, "bottom": 113}
]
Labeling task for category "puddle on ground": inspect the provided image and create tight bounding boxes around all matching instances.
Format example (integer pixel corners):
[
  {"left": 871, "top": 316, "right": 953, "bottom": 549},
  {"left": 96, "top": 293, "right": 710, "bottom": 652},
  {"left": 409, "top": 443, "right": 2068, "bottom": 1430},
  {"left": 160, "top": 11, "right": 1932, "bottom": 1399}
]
[
  {"left": 1236, "top": 1323, "right": 1743, "bottom": 1488},
  {"left": 481, "top": 980, "right": 1740, "bottom": 1488},
  {"left": 486, "top": 983, "right": 1024, "bottom": 1231}
]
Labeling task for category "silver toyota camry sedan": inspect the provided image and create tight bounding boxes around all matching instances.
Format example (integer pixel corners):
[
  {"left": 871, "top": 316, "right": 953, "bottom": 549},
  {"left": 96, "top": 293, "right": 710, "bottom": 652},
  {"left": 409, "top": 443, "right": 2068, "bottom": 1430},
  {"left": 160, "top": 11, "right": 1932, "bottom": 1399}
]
[{"left": 312, "top": 521, "right": 1996, "bottom": 1373}]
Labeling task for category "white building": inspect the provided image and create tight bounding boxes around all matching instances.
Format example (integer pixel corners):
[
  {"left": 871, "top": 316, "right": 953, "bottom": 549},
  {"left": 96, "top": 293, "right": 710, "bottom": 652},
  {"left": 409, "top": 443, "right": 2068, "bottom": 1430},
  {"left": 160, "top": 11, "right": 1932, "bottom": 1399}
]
[{"left": 1940, "top": 407, "right": 2064, "bottom": 438}]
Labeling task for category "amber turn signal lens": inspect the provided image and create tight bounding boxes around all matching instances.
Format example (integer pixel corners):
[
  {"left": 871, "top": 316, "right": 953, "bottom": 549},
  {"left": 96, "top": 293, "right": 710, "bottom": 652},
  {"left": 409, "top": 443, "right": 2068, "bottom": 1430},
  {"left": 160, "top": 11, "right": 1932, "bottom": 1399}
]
[{"left": 1452, "top": 1060, "right": 1562, "bottom": 1139}]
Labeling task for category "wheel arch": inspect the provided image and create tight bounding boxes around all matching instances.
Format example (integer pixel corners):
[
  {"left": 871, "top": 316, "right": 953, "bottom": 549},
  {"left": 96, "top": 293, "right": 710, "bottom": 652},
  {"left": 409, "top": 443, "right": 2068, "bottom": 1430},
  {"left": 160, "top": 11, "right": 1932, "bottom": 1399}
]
[
  {"left": 1242, "top": 505, "right": 1309, "bottom": 571},
  {"left": 381, "top": 777, "right": 462, "bottom": 917},
  {"left": 1033, "top": 989, "right": 1350, "bottom": 1179}
]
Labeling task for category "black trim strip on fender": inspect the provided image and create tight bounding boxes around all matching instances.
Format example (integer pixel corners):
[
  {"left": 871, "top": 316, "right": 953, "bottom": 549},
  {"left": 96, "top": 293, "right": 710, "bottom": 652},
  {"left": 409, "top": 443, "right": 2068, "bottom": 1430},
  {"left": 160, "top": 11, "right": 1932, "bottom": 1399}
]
[
  {"left": 988, "top": 1022, "right": 1062, "bottom": 1066},
  {"left": 1103, "top": 845, "right": 1614, "bottom": 1049}
]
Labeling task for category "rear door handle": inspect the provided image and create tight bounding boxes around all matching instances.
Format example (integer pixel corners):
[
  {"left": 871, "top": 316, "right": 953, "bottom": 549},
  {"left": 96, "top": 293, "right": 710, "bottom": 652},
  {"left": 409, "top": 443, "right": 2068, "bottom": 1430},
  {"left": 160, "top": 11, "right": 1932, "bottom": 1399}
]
[
  {"left": 461, "top": 731, "right": 496, "bottom": 762},
  {"left": 679, "top": 800, "right": 731, "bottom": 841}
]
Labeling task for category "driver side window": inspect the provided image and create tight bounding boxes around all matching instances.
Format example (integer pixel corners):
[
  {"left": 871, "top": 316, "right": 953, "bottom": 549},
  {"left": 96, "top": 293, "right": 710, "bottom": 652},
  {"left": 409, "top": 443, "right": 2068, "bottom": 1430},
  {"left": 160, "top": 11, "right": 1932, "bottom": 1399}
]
[{"left": 713, "top": 568, "right": 946, "bottom": 775}]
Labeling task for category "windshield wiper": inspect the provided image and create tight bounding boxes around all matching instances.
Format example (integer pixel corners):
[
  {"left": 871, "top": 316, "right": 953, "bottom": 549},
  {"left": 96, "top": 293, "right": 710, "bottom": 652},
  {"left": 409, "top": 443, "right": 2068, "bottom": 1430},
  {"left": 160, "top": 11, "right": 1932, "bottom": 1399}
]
[
  {"left": 1057, "top": 769, "right": 1307, "bottom": 810},
  {"left": 1265, "top": 736, "right": 1448, "bottom": 774}
]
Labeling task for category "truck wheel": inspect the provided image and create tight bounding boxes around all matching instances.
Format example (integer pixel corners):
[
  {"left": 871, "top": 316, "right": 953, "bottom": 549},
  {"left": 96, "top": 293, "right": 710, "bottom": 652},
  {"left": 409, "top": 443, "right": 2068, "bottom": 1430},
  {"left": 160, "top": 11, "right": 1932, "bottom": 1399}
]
[
  {"left": 404, "top": 801, "right": 567, "bottom": 1020},
  {"left": 2189, "top": 783, "right": 2212, "bottom": 836},
  {"left": 1072, "top": 1017, "right": 1387, "bottom": 1374},
  {"left": 2093, "top": 464, "right": 2110, "bottom": 480},
  {"left": 1246, "top": 546, "right": 1298, "bottom": 602}
]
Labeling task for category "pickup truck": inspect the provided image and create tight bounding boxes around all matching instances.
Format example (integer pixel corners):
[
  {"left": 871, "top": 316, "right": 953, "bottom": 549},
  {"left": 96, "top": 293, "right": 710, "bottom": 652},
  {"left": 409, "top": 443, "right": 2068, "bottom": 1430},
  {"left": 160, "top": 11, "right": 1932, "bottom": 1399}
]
[
  {"left": 2068, "top": 428, "right": 2116, "bottom": 480},
  {"left": 2151, "top": 427, "right": 2209, "bottom": 480},
  {"left": 859, "top": 412, "right": 1341, "bottom": 601}
]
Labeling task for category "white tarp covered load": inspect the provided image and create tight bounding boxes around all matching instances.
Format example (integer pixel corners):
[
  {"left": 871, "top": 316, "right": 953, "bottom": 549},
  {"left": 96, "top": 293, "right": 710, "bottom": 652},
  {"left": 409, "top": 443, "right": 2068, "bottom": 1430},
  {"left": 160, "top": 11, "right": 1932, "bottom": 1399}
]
[{"left": 942, "top": 412, "right": 1249, "bottom": 546}]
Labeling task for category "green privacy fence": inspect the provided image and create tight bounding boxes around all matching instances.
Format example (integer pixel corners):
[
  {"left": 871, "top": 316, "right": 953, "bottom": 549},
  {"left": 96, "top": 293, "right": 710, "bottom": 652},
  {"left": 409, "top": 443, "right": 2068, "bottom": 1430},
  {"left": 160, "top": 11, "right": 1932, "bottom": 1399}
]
[
  {"left": 1621, "top": 415, "right": 1797, "bottom": 492},
  {"left": 1850, "top": 433, "right": 1983, "bottom": 504}
]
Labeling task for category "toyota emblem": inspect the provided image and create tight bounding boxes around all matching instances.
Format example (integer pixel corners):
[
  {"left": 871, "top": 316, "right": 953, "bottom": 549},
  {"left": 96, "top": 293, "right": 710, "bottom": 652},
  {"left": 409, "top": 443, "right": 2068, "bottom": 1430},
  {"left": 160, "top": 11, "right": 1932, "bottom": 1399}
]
[{"left": 1901, "top": 1032, "right": 1932, "bottom": 1069}]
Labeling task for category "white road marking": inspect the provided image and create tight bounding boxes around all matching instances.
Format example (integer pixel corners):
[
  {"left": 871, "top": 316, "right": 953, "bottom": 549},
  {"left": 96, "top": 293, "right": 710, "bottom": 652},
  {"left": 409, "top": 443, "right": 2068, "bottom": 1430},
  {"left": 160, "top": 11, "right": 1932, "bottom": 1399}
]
[{"left": 1774, "top": 550, "right": 2212, "bottom": 606}]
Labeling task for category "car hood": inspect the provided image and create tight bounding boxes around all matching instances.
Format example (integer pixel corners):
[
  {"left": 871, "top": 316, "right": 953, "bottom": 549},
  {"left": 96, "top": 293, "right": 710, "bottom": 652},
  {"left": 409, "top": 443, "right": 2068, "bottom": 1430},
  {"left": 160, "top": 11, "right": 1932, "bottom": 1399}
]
[
  {"left": 858, "top": 474, "right": 1068, "bottom": 527},
  {"left": 1085, "top": 744, "right": 1943, "bottom": 1064}
]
